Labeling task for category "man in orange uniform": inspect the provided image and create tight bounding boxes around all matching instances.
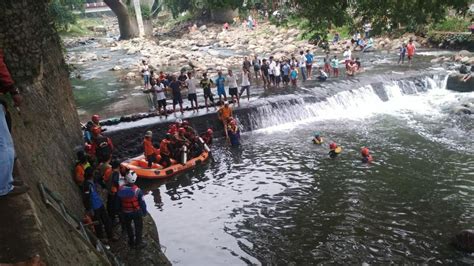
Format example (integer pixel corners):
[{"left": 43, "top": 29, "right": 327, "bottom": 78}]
[
  {"left": 218, "top": 101, "right": 233, "bottom": 139},
  {"left": 143, "top": 131, "right": 158, "bottom": 168},
  {"left": 159, "top": 134, "right": 172, "bottom": 167},
  {"left": 74, "top": 150, "right": 90, "bottom": 188},
  {"left": 406, "top": 39, "right": 416, "bottom": 66}
]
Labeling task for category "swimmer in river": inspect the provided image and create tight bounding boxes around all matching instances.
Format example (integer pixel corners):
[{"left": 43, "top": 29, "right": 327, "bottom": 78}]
[
  {"left": 361, "top": 147, "right": 373, "bottom": 163},
  {"left": 328, "top": 142, "right": 342, "bottom": 158}
]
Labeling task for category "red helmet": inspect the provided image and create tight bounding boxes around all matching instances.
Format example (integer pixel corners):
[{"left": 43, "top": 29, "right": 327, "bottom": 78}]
[
  {"left": 207, "top": 128, "right": 213, "bottom": 134},
  {"left": 92, "top": 126, "right": 101, "bottom": 136},
  {"left": 84, "top": 143, "right": 92, "bottom": 153},
  {"left": 329, "top": 142, "right": 337, "bottom": 150},
  {"left": 91, "top": 115, "right": 100, "bottom": 124},
  {"left": 178, "top": 127, "right": 186, "bottom": 134},
  {"left": 361, "top": 147, "right": 370, "bottom": 157}
]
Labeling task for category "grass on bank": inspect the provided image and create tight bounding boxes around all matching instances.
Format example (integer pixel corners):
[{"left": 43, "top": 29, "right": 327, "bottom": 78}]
[
  {"left": 430, "top": 16, "right": 471, "bottom": 32},
  {"left": 59, "top": 18, "right": 104, "bottom": 37}
]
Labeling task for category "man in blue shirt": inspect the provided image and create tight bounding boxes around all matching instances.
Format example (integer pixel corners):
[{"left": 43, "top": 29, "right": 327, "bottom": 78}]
[
  {"left": 305, "top": 50, "right": 314, "bottom": 80},
  {"left": 83, "top": 167, "right": 116, "bottom": 242},
  {"left": 282, "top": 61, "right": 290, "bottom": 86},
  {"left": 215, "top": 71, "right": 227, "bottom": 103}
]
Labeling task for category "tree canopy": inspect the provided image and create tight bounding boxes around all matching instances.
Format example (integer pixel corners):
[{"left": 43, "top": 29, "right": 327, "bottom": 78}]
[
  {"left": 49, "top": 0, "right": 84, "bottom": 31},
  {"left": 163, "top": 0, "right": 244, "bottom": 18}
]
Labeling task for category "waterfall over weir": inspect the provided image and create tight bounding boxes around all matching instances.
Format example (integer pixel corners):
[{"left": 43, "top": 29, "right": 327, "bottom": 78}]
[{"left": 247, "top": 75, "right": 449, "bottom": 131}]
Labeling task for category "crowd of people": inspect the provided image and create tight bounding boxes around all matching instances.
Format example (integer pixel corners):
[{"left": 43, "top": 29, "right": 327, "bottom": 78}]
[{"left": 78, "top": 114, "right": 216, "bottom": 247}]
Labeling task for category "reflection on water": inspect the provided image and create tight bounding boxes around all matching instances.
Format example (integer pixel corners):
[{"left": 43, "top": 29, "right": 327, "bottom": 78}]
[{"left": 141, "top": 103, "right": 474, "bottom": 265}]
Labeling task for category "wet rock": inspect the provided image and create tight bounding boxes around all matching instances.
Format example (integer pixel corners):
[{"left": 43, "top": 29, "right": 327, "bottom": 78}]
[
  {"left": 93, "top": 26, "right": 107, "bottom": 34},
  {"left": 125, "top": 72, "right": 137, "bottom": 79},
  {"left": 460, "top": 56, "right": 470, "bottom": 64},
  {"left": 111, "top": 65, "right": 122, "bottom": 71},
  {"left": 199, "top": 25, "right": 207, "bottom": 31},
  {"left": 458, "top": 50, "right": 472, "bottom": 57}
]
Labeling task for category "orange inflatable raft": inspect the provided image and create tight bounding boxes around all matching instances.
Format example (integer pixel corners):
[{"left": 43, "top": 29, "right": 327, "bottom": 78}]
[{"left": 121, "top": 151, "right": 210, "bottom": 179}]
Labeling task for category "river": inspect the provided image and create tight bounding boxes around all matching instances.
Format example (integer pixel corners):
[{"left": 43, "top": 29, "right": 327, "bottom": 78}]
[
  {"left": 137, "top": 75, "right": 474, "bottom": 265},
  {"left": 70, "top": 42, "right": 474, "bottom": 264}
]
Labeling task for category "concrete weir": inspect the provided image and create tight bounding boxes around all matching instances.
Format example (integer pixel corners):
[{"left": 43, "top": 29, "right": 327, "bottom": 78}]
[{"left": 103, "top": 71, "right": 446, "bottom": 161}]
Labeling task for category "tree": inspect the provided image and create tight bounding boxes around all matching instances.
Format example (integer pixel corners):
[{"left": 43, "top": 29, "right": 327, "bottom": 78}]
[
  {"left": 104, "top": 0, "right": 138, "bottom": 39},
  {"left": 49, "top": 0, "right": 84, "bottom": 31}
]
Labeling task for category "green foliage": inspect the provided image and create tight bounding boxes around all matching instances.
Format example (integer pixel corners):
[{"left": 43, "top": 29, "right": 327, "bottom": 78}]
[
  {"left": 292, "top": 0, "right": 471, "bottom": 39},
  {"left": 431, "top": 17, "right": 471, "bottom": 32},
  {"left": 49, "top": 0, "right": 84, "bottom": 31},
  {"left": 141, "top": 4, "right": 151, "bottom": 20},
  {"left": 163, "top": 0, "right": 244, "bottom": 18}
]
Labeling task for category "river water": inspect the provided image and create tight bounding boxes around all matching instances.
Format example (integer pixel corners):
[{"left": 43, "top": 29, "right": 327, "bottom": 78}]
[
  {"left": 70, "top": 42, "right": 473, "bottom": 264},
  {"left": 138, "top": 75, "right": 474, "bottom": 265}
]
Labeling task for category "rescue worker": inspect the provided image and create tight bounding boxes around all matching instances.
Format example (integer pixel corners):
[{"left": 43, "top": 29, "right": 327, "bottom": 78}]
[
  {"left": 105, "top": 160, "right": 121, "bottom": 223},
  {"left": 182, "top": 120, "right": 197, "bottom": 140},
  {"left": 159, "top": 134, "right": 172, "bottom": 167},
  {"left": 143, "top": 130, "right": 158, "bottom": 168},
  {"left": 83, "top": 167, "right": 116, "bottom": 242},
  {"left": 218, "top": 101, "right": 233, "bottom": 139},
  {"left": 117, "top": 171, "right": 147, "bottom": 248},
  {"left": 74, "top": 150, "right": 90, "bottom": 188},
  {"left": 361, "top": 147, "right": 373, "bottom": 163},
  {"left": 83, "top": 121, "right": 94, "bottom": 144},
  {"left": 92, "top": 133, "right": 114, "bottom": 163},
  {"left": 200, "top": 128, "right": 213, "bottom": 146},
  {"left": 329, "top": 142, "right": 342, "bottom": 159},
  {"left": 312, "top": 132, "right": 323, "bottom": 145},
  {"left": 227, "top": 119, "right": 240, "bottom": 146}
]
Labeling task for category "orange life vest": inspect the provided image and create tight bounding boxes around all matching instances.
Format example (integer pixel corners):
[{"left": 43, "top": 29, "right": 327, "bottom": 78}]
[
  {"left": 160, "top": 139, "right": 171, "bottom": 155},
  {"left": 143, "top": 138, "right": 156, "bottom": 156},
  {"left": 118, "top": 185, "right": 141, "bottom": 213}
]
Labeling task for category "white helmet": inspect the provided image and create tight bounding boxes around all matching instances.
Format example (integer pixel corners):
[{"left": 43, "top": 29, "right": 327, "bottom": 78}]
[{"left": 126, "top": 171, "right": 138, "bottom": 184}]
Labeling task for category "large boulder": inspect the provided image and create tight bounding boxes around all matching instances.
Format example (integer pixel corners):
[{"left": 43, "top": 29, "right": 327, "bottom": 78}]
[
  {"left": 458, "top": 50, "right": 471, "bottom": 57},
  {"left": 446, "top": 73, "right": 474, "bottom": 93}
]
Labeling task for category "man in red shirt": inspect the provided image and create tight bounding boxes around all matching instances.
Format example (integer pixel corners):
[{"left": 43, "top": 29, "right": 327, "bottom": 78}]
[
  {"left": 0, "top": 49, "right": 28, "bottom": 197},
  {"left": 406, "top": 39, "right": 416, "bottom": 66}
]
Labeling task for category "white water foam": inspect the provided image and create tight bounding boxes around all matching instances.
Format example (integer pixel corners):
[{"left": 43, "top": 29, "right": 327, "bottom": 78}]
[{"left": 252, "top": 74, "right": 463, "bottom": 134}]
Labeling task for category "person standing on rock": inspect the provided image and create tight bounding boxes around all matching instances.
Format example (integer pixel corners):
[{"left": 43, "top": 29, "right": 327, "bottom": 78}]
[
  {"left": 200, "top": 73, "right": 216, "bottom": 111},
  {"left": 268, "top": 56, "right": 276, "bottom": 86},
  {"left": 299, "top": 51, "right": 308, "bottom": 82},
  {"left": 186, "top": 72, "right": 199, "bottom": 112},
  {"left": 239, "top": 69, "right": 251, "bottom": 101},
  {"left": 260, "top": 59, "right": 270, "bottom": 90},
  {"left": 117, "top": 171, "right": 147, "bottom": 249},
  {"left": 0, "top": 49, "right": 28, "bottom": 197},
  {"left": 227, "top": 69, "right": 240, "bottom": 107},
  {"left": 331, "top": 55, "right": 340, "bottom": 78},
  {"left": 252, "top": 55, "right": 261, "bottom": 80},
  {"left": 170, "top": 75, "right": 184, "bottom": 115},
  {"left": 215, "top": 71, "right": 227, "bottom": 103},
  {"left": 363, "top": 21, "right": 372, "bottom": 39},
  {"left": 343, "top": 47, "right": 352, "bottom": 71},
  {"left": 242, "top": 57, "right": 251, "bottom": 72},
  {"left": 141, "top": 60, "right": 150, "bottom": 90},
  {"left": 274, "top": 60, "right": 282, "bottom": 88},
  {"left": 398, "top": 43, "right": 407, "bottom": 64},
  {"left": 305, "top": 50, "right": 314, "bottom": 79},
  {"left": 406, "top": 39, "right": 416, "bottom": 66},
  {"left": 282, "top": 60, "right": 290, "bottom": 86},
  {"left": 154, "top": 79, "right": 167, "bottom": 117}
]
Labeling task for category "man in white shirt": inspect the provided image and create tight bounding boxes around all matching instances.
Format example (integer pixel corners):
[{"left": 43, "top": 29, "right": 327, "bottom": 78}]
[
  {"left": 299, "top": 51, "right": 307, "bottom": 82},
  {"left": 343, "top": 47, "right": 352, "bottom": 70},
  {"left": 227, "top": 69, "right": 240, "bottom": 107},
  {"left": 154, "top": 81, "right": 167, "bottom": 116},
  {"left": 274, "top": 60, "right": 281, "bottom": 87},
  {"left": 239, "top": 69, "right": 251, "bottom": 101},
  {"left": 268, "top": 56, "right": 276, "bottom": 86},
  {"left": 186, "top": 72, "right": 198, "bottom": 112}
]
